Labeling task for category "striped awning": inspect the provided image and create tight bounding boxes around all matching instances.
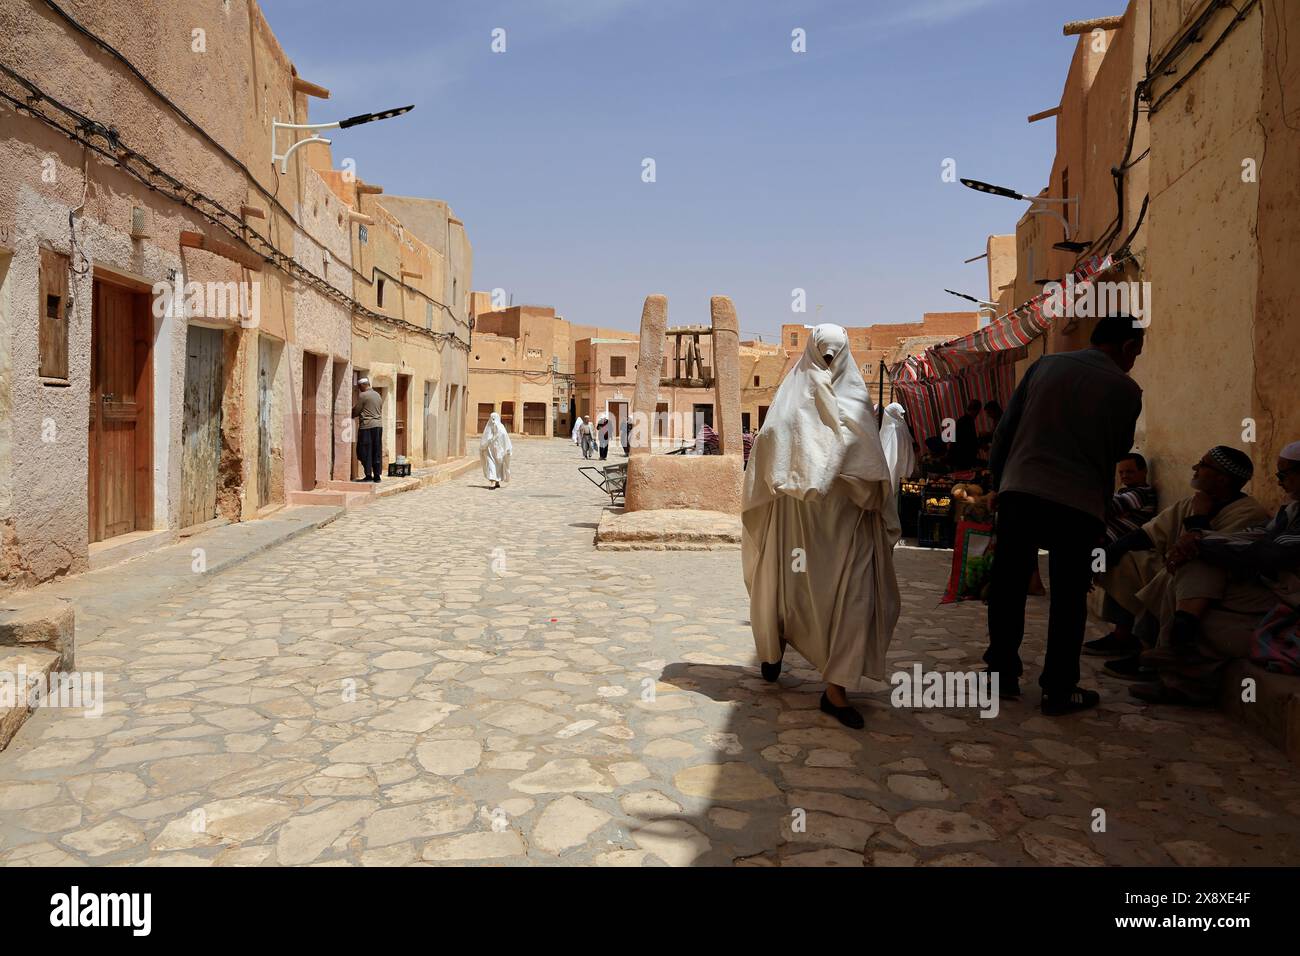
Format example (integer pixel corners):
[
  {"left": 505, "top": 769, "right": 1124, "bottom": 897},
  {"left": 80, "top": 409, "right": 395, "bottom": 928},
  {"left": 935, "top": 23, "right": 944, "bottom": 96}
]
[{"left": 890, "top": 254, "right": 1117, "bottom": 385}]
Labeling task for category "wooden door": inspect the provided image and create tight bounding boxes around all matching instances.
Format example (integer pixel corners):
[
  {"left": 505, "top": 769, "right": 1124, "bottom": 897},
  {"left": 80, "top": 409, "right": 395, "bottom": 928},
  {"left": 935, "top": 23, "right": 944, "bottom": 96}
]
[
  {"left": 88, "top": 279, "right": 151, "bottom": 543},
  {"left": 396, "top": 374, "right": 410, "bottom": 457},
  {"left": 301, "top": 352, "right": 319, "bottom": 490},
  {"left": 257, "top": 337, "right": 274, "bottom": 504},
  {"left": 180, "top": 326, "right": 224, "bottom": 528},
  {"left": 500, "top": 401, "right": 515, "bottom": 432}
]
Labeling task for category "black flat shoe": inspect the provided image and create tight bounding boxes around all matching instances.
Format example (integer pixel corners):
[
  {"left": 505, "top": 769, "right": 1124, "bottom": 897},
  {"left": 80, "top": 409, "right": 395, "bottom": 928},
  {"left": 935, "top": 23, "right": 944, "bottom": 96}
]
[
  {"left": 1103, "top": 655, "right": 1155, "bottom": 681},
  {"left": 760, "top": 660, "right": 781, "bottom": 682},
  {"left": 819, "top": 691, "right": 864, "bottom": 730},
  {"left": 1040, "top": 687, "right": 1100, "bottom": 716}
]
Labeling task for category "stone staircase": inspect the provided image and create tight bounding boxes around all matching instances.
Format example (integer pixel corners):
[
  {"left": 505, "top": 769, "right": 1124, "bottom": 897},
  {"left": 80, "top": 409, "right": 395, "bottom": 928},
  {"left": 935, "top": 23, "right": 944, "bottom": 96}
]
[{"left": 0, "top": 593, "right": 75, "bottom": 751}]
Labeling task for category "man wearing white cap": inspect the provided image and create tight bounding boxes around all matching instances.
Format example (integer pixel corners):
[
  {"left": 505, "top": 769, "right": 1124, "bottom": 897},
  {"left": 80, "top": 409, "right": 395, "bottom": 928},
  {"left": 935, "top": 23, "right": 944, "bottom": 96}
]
[
  {"left": 1131, "top": 441, "right": 1300, "bottom": 705},
  {"left": 352, "top": 377, "right": 384, "bottom": 482}
]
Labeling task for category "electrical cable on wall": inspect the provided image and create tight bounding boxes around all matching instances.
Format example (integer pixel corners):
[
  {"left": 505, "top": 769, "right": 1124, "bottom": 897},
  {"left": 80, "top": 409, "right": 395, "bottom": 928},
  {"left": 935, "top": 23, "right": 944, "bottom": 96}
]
[{"left": 0, "top": 61, "right": 469, "bottom": 351}]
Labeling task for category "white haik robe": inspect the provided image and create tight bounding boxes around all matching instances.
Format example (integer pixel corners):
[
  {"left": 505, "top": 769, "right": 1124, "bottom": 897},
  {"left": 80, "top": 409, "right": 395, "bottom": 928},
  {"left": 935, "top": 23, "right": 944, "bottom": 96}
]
[
  {"left": 480, "top": 412, "right": 512, "bottom": 483},
  {"left": 571, "top": 417, "right": 585, "bottom": 445},
  {"left": 879, "top": 402, "right": 916, "bottom": 491},
  {"left": 742, "top": 324, "right": 901, "bottom": 687}
]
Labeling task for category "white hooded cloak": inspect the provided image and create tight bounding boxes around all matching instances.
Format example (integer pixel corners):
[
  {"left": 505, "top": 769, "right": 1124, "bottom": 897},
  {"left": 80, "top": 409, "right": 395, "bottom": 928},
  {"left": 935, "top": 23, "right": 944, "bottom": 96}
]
[
  {"left": 480, "top": 412, "right": 512, "bottom": 483},
  {"left": 571, "top": 417, "right": 585, "bottom": 445},
  {"left": 879, "top": 402, "right": 917, "bottom": 491},
  {"left": 742, "top": 324, "right": 901, "bottom": 686}
]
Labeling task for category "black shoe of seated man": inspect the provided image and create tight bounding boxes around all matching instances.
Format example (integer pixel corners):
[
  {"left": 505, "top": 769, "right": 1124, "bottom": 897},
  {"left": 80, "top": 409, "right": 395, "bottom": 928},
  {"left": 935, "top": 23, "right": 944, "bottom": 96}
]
[
  {"left": 1040, "top": 686, "right": 1101, "bottom": 716},
  {"left": 819, "top": 691, "right": 865, "bottom": 730},
  {"left": 760, "top": 660, "right": 781, "bottom": 682},
  {"left": 1103, "top": 654, "right": 1155, "bottom": 681},
  {"left": 1082, "top": 631, "right": 1139, "bottom": 657}
]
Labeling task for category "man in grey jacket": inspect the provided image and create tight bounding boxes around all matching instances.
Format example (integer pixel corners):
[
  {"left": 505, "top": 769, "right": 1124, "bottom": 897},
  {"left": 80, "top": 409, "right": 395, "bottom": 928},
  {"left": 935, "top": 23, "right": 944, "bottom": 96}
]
[{"left": 984, "top": 316, "right": 1145, "bottom": 715}]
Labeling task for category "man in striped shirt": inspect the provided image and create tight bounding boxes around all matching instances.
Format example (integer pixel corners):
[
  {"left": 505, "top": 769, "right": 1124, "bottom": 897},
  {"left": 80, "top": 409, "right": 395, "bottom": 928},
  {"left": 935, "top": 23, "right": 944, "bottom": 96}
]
[
  {"left": 1105, "top": 453, "right": 1159, "bottom": 544},
  {"left": 1132, "top": 441, "right": 1300, "bottom": 705}
]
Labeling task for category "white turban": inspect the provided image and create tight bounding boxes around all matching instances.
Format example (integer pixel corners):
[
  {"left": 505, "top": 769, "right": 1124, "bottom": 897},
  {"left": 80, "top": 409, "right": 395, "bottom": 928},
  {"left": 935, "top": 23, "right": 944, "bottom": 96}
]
[{"left": 1282, "top": 441, "right": 1300, "bottom": 463}]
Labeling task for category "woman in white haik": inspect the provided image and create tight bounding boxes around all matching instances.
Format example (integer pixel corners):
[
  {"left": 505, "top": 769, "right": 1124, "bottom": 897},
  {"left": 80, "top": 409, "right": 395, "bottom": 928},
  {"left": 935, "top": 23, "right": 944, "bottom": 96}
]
[
  {"left": 879, "top": 402, "right": 917, "bottom": 491},
  {"left": 571, "top": 416, "right": 585, "bottom": 446},
  {"left": 742, "top": 323, "right": 902, "bottom": 729},
  {"left": 480, "top": 412, "right": 512, "bottom": 490}
]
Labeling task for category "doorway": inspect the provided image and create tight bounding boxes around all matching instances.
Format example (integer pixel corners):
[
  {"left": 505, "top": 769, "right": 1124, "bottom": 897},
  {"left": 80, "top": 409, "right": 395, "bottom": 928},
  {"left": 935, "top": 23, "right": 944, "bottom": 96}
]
[
  {"left": 301, "top": 351, "right": 321, "bottom": 490},
  {"left": 523, "top": 401, "right": 546, "bottom": 436},
  {"left": 89, "top": 278, "right": 153, "bottom": 542},
  {"left": 693, "top": 403, "right": 714, "bottom": 437},
  {"left": 477, "top": 401, "right": 493, "bottom": 432},
  {"left": 396, "top": 373, "right": 411, "bottom": 458},
  {"left": 331, "top": 359, "right": 347, "bottom": 480},
  {"left": 500, "top": 401, "right": 515, "bottom": 432},
  {"left": 180, "top": 325, "right": 224, "bottom": 528},
  {"left": 609, "top": 401, "right": 629, "bottom": 446},
  {"left": 257, "top": 338, "right": 274, "bottom": 505}
]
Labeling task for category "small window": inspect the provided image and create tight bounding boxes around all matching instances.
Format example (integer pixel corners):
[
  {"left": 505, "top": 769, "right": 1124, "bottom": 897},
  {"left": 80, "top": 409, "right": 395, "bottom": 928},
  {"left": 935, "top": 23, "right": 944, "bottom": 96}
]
[
  {"left": 789, "top": 332, "right": 798, "bottom": 346},
  {"left": 377, "top": 278, "right": 386, "bottom": 308},
  {"left": 358, "top": 224, "right": 369, "bottom": 244},
  {"left": 39, "top": 248, "right": 69, "bottom": 381},
  {"left": 753, "top": 375, "right": 760, "bottom": 387},
  {"left": 611, "top": 356, "right": 626, "bottom": 377}
]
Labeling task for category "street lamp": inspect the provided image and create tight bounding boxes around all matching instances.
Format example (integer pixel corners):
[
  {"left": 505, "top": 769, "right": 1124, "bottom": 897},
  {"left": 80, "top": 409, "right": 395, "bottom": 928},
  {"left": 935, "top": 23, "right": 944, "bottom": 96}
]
[
  {"left": 271, "top": 105, "right": 415, "bottom": 174},
  {"left": 944, "top": 289, "right": 999, "bottom": 327},
  {"left": 960, "top": 177, "right": 1082, "bottom": 242}
]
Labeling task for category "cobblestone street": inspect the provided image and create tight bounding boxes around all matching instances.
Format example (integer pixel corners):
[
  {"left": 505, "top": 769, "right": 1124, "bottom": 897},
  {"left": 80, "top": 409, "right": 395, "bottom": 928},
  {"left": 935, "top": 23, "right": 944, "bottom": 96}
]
[{"left": 2, "top": 438, "right": 1299, "bottom": 867}]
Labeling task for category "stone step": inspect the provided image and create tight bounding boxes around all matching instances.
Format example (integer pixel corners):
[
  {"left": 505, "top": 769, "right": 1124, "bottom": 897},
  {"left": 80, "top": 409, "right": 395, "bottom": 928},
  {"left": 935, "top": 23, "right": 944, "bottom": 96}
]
[{"left": 0, "top": 646, "right": 60, "bottom": 751}]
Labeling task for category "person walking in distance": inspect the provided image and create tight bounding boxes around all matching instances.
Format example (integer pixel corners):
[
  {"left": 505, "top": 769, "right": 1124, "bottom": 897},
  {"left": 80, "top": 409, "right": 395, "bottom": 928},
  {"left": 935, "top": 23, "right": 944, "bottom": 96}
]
[
  {"left": 984, "top": 316, "right": 1145, "bottom": 715},
  {"left": 353, "top": 377, "right": 384, "bottom": 482}
]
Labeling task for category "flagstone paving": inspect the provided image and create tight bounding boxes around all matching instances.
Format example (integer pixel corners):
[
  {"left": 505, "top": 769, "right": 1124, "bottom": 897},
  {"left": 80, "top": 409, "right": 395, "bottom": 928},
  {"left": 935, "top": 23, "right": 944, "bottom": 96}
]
[{"left": 2, "top": 439, "right": 1300, "bottom": 866}]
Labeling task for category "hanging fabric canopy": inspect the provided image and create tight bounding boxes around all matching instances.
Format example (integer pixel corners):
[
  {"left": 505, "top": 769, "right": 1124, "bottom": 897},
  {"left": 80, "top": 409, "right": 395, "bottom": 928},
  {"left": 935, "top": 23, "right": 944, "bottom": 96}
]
[{"left": 887, "top": 254, "right": 1119, "bottom": 451}]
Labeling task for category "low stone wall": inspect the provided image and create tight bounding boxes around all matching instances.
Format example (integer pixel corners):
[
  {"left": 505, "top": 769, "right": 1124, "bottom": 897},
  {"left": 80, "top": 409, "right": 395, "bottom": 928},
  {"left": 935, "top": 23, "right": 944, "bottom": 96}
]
[{"left": 625, "top": 454, "right": 743, "bottom": 515}]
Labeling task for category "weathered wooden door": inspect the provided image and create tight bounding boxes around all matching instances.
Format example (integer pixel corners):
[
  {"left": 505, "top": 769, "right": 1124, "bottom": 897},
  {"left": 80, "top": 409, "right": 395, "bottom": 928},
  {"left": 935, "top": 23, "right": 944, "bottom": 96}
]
[
  {"left": 257, "top": 337, "right": 274, "bottom": 505},
  {"left": 396, "top": 374, "right": 410, "bottom": 457},
  {"left": 180, "top": 326, "right": 224, "bottom": 528},
  {"left": 301, "top": 352, "right": 318, "bottom": 490},
  {"left": 88, "top": 279, "right": 151, "bottom": 543}
]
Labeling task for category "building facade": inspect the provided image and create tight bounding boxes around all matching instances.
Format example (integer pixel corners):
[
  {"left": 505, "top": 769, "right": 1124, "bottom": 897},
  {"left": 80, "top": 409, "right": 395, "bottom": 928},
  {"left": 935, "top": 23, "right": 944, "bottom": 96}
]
[
  {"left": 998, "top": 0, "right": 1299, "bottom": 509},
  {"left": 0, "top": 0, "right": 469, "bottom": 590}
]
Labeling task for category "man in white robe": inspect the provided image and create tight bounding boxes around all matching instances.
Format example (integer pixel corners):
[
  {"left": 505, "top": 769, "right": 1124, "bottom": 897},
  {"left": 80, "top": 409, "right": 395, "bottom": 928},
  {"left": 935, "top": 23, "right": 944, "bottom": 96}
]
[
  {"left": 480, "top": 412, "right": 512, "bottom": 489},
  {"left": 879, "top": 402, "right": 916, "bottom": 491},
  {"left": 742, "top": 324, "right": 901, "bottom": 729}
]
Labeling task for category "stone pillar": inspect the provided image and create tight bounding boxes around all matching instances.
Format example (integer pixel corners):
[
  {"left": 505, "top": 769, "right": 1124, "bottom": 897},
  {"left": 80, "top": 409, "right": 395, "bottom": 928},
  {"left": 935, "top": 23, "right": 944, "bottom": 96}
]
[
  {"left": 710, "top": 296, "right": 742, "bottom": 456},
  {"left": 630, "top": 294, "right": 667, "bottom": 454}
]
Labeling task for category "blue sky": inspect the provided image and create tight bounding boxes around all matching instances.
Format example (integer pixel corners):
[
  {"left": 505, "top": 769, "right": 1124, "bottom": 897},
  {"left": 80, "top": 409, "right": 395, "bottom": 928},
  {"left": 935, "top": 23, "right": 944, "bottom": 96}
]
[{"left": 260, "top": 0, "right": 1124, "bottom": 340}]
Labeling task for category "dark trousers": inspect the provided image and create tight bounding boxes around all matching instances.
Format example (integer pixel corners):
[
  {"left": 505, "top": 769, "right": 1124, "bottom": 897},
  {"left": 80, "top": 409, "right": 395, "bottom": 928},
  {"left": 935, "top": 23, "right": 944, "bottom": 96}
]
[
  {"left": 599, "top": 437, "right": 609, "bottom": 460},
  {"left": 984, "top": 491, "right": 1102, "bottom": 695},
  {"left": 357, "top": 426, "right": 383, "bottom": 479}
]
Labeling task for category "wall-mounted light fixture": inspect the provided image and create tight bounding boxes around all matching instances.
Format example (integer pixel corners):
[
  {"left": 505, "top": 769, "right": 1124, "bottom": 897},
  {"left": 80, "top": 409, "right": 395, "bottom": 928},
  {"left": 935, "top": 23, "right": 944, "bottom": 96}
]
[{"left": 271, "top": 105, "right": 414, "bottom": 174}]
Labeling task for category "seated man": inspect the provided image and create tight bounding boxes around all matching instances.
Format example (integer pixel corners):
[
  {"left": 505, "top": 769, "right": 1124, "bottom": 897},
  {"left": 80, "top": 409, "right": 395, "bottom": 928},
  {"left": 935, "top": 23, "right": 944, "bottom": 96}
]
[
  {"left": 1130, "top": 441, "right": 1300, "bottom": 705},
  {"left": 1089, "top": 446, "right": 1268, "bottom": 679},
  {"left": 696, "top": 423, "right": 721, "bottom": 456},
  {"left": 1082, "top": 452, "right": 1160, "bottom": 657}
]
